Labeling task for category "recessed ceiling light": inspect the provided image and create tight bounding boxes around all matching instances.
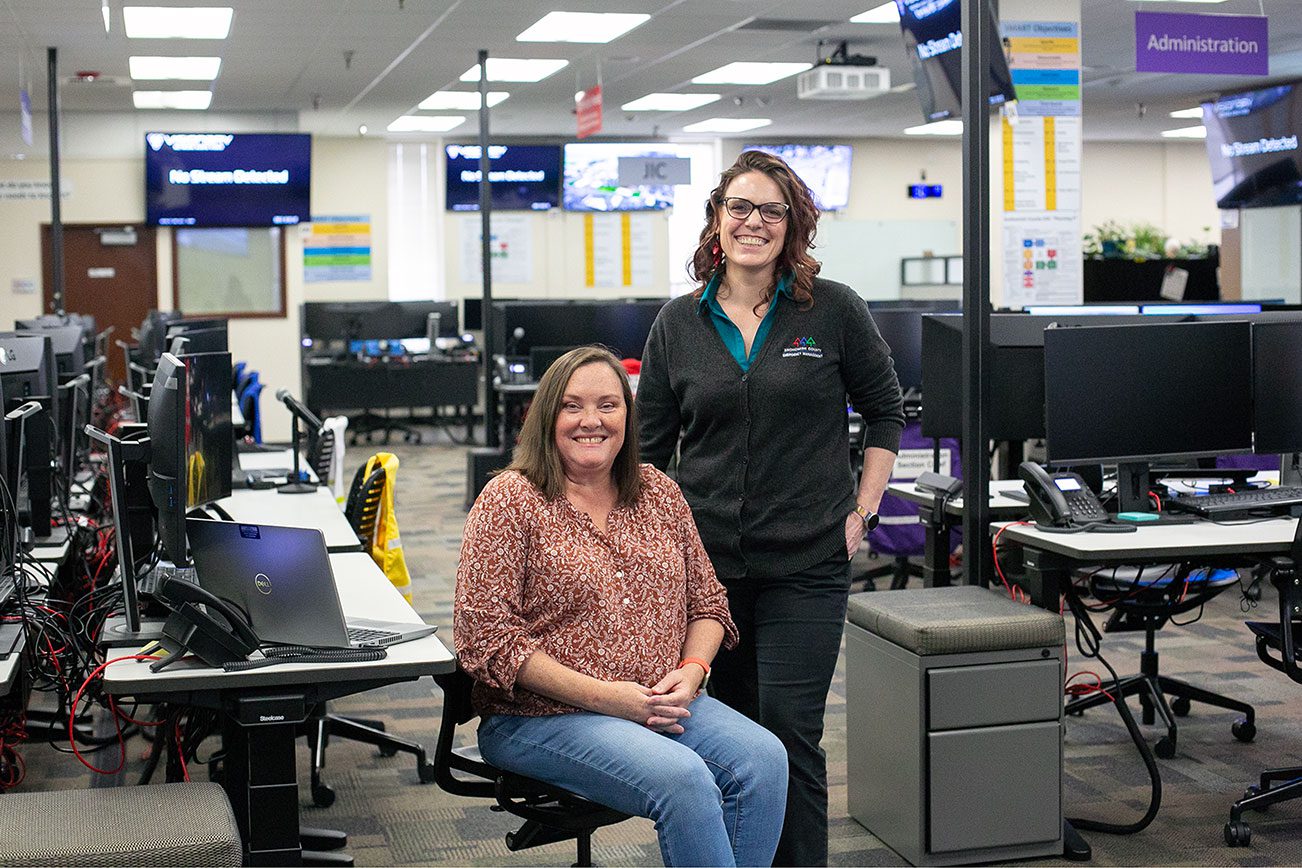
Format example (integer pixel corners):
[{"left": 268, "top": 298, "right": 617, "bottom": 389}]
[
  {"left": 850, "top": 2, "right": 900, "bottom": 23},
  {"left": 621, "top": 93, "right": 722, "bottom": 112},
  {"left": 418, "top": 91, "right": 510, "bottom": 110},
  {"left": 1169, "top": 106, "right": 1204, "bottom": 118},
  {"left": 1161, "top": 125, "right": 1207, "bottom": 138},
  {"left": 1127, "top": 0, "right": 1227, "bottom": 3},
  {"left": 692, "top": 62, "right": 812, "bottom": 86},
  {"left": 387, "top": 115, "right": 467, "bottom": 133},
  {"left": 124, "top": 6, "right": 233, "bottom": 39},
  {"left": 516, "top": 11, "right": 650, "bottom": 44},
  {"left": 682, "top": 117, "right": 772, "bottom": 133},
  {"left": 129, "top": 56, "right": 222, "bottom": 80},
  {"left": 132, "top": 90, "right": 212, "bottom": 110},
  {"left": 904, "top": 120, "right": 964, "bottom": 136},
  {"left": 460, "top": 58, "right": 569, "bottom": 83}
]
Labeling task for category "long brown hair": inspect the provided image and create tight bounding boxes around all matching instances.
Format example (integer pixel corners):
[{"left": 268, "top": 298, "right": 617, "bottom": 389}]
[
  {"left": 507, "top": 345, "right": 642, "bottom": 508},
  {"left": 688, "top": 149, "right": 822, "bottom": 308}
]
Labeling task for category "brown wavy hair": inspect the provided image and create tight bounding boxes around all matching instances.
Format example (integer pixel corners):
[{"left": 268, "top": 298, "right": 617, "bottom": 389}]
[
  {"left": 507, "top": 345, "right": 642, "bottom": 508},
  {"left": 688, "top": 149, "right": 822, "bottom": 309}
]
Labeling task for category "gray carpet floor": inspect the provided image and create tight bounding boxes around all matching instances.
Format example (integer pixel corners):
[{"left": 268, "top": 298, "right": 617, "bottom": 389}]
[{"left": 16, "top": 434, "right": 1302, "bottom": 866}]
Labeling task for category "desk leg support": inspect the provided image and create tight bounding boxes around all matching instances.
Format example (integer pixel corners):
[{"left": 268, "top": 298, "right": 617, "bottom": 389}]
[{"left": 918, "top": 504, "right": 952, "bottom": 587}]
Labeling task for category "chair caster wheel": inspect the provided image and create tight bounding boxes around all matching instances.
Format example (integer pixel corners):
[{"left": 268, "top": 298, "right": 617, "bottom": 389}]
[
  {"left": 1171, "top": 696, "right": 1191, "bottom": 716},
  {"left": 1155, "top": 736, "right": 1177, "bottom": 759},
  {"left": 1224, "top": 820, "right": 1250, "bottom": 846},
  {"left": 418, "top": 763, "right": 437, "bottom": 784},
  {"left": 312, "top": 783, "right": 336, "bottom": 807},
  {"left": 1232, "top": 719, "right": 1256, "bottom": 743}
]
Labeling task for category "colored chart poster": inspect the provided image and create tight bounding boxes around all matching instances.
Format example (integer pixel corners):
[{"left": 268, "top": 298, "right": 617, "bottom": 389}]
[
  {"left": 459, "top": 213, "right": 533, "bottom": 285},
  {"left": 1002, "top": 116, "right": 1081, "bottom": 213},
  {"left": 303, "top": 215, "right": 371, "bottom": 283},
  {"left": 583, "top": 213, "right": 653, "bottom": 288},
  {"left": 1003, "top": 20, "right": 1081, "bottom": 117},
  {"left": 1002, "top": 214, "right": 1082, "bottom": 309}
]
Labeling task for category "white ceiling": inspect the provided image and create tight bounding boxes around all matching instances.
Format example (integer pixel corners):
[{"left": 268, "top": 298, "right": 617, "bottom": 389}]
[{"left": 2, "top": 0, "right": 1301, "bottom": 143}]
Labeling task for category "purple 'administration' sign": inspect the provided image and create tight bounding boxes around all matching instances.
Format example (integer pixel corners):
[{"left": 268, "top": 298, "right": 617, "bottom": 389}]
[{"left": 1135, "top": 11, "right": 1268, "bottom": 76}]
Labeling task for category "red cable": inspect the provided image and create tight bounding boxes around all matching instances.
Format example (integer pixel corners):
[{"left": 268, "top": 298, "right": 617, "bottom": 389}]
[
  {"left": 69, "top": 654, "right": 160, "bottom": 775},
  {"left": 991, "top": 521, "right": 1032, "bottom": 603},
  {"left": 174, "top": 720, "right": 190, "bottom": 781}
]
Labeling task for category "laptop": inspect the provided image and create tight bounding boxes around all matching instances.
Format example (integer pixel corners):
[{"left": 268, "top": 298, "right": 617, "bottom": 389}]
[{"left": 186, "top": 517, "right": 437, "bottom": 649}]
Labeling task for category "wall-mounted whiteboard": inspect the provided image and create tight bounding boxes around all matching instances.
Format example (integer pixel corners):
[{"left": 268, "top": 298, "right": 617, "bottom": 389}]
[{"left": 815, "top": 219, "right": 959, "bottom": 299}]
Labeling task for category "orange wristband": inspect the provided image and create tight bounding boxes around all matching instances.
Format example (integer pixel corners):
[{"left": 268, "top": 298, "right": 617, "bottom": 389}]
[{"left": 678, "top": 657, "right": 710, "bottom": 675}]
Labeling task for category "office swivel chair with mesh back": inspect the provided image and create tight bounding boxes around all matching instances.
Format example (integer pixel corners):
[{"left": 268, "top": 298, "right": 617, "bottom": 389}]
[
  {"left": 1068, "top": 563, "right": 1256, "bottom": 758},
  {"left": 238, "top": 380, "right": 264, "bottom": 444},
  {"left": 433, "top": 666, "right": 631, "bottom": 867},
  {"left": 301, "top": 460, "right": 436, "bottom": 806},
  {"left": 1225, "top": 520, "right": 1302, "bottom": 847}
]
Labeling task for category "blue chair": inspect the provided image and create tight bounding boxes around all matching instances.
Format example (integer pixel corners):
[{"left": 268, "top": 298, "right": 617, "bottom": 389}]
[
  {"left": 239, "top": 381, "right": 264, "bottom": 443},
  {"left": 232, "top": 361, "right": 247, "bottom": 393}
]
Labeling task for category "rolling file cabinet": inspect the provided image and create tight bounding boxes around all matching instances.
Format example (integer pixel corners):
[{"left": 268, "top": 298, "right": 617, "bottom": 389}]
[{"left": 846, "top": 586, "right": 1066, "bottom": 865}]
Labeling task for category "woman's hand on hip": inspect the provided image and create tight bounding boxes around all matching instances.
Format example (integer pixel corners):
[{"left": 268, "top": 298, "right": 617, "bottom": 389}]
[{"left": 845, "top": 510, "right": 865, "bottom": 559}]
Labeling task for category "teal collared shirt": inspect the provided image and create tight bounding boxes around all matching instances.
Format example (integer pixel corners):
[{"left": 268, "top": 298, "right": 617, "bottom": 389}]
[{"left": 698, "top": 272, "right": 795, "bottom": 372}]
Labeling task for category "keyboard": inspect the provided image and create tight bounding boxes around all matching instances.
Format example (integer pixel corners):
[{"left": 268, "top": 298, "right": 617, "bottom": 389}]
[{"left": 1166, "top": 486, "right": 1302, "bottom": 519}]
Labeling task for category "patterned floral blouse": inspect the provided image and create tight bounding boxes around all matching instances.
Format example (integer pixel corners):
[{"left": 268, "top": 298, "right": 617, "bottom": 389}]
[{"left": 454, "top": 464, "right": 738, "bottom": 718}]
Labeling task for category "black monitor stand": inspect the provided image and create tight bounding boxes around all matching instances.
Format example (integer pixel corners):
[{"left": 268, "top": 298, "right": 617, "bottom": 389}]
[{"left": 1283, "top": 453, "right": 1302, "bottom": 488}]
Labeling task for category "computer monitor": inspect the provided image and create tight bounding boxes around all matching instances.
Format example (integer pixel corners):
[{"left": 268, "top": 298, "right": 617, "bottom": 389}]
[
  {"left": 1044, "top": 320, "right": 1253, "bottom": 511},
  {"left": 869, "top": 307, "right": 954, "bottom": 394},
  {"left": 2, "top": 398, "right": 52, "bottom": 539},
  {"left": 12, "top": 324, "right": 86, "bottom": 379},
  {"left": 1251, "top": 321, "right": 1302, "bottom": 455},
  {"left": 179, "top": 351, "right": 234, "bottom": 509},
  {"left": 56, "top": 373, "right": 91, "bottom": 494},
  {"left": 167, "top": 324, "right": 228, "bottom": 355},
  {"left": 1141, "top": 303, "right": 1263, "bottom": 316},
  {"left": 491, "top": 299, "right": 667, "bottom": 360},
  {"left": 137, "top": 310, "right": 183, "bottom": 362},
  {"left": 302, "top": 300, "right": 458, "bottom": 342},
  {"left": 462, "top": 297, "right": 516, "bottom": 332},
  {"left": 0, "top": 334, "right": 60, "bottom": 451},
  {"left": 147, "top": 354, "right": 189, "bottom": 566}
]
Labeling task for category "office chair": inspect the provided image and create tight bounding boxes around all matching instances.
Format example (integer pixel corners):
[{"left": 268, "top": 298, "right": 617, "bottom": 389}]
[
  {"left": 231, "top": 361, "right": 246, "bottom": 393},
  {"left": 433, "top": 666, "right": 632, "bottom": 867},
  {"left": 307, "top": 425, "right": 336, "bottom": 487},
  {"left": 1224, "top": 520, "right": 1302, "bottom": 846},
  {"left": 1068, "top": 563, "right": 1255, "bottom": 758},
  {"left": 235, "top": 368, "right": 258, "bottom": 400},
  {"left": 302, "top": 460, "right": 434, "bottom": 807},
  {"left": 238, "top": 380, "right": 264, "bottom": 444}
]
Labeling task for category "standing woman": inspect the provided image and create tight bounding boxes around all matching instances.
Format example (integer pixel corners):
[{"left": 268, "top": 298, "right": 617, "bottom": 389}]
[{"left": 638, "top": 150, "right": 905, "bottom": 866}]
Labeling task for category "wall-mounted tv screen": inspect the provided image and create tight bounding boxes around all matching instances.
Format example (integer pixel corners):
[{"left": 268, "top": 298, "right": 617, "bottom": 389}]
[
  {"left": 563, "top": 143, "right": 692, "bottom": 212},
  {"left": 445, "top": 144, "right": 562, "bottom": 212},
  {"left": 145, "top": 132, "right": 311, "bottom": 227},
  {"left": 1203, "top": 82, "right": 1302, "bottom": 209},
  {"left": 741, "top": 144, "right": 853, "bottom": 211},
  {"left": 897, "top": 0, "right": 1017, "bottom": 123}
]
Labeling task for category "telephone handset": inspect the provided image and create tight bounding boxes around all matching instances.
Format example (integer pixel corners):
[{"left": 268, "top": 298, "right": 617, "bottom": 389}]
[
  {"left": 1018, "top": 461, "right": 1134, "bottom": 533},
  {"left": 151, "top": 577, "right": 260, "bottom": 671}
]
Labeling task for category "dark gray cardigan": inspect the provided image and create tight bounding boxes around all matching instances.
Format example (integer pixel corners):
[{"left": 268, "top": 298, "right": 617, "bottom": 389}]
[{"left": 637, "top": 277, "right": 905, "bottom": 579}]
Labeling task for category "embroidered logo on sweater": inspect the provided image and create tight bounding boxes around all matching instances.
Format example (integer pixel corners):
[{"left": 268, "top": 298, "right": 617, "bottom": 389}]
[{"left": 782, "top": 336, "right": 823, "bottom": 359}]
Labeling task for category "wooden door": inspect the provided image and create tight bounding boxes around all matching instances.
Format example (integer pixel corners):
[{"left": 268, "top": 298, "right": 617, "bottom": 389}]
[{"left": 41, "top": 224, "right": 158, "bottom": 385}]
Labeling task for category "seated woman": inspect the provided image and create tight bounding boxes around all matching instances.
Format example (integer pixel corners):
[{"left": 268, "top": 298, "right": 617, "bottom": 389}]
[{"left": 455, "top": 346, "right": 788, "bottom": 868}]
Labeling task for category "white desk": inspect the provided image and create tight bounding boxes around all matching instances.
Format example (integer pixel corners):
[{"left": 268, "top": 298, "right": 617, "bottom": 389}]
[
  {"left": 213, "top": 486, "right": 359, "bottom": 553},
  {"left": 887, "top": 479, "right": 1033, "bottom": 584},
  {"left": 103, "top": 552, "right": 452, "bottom": 864}
]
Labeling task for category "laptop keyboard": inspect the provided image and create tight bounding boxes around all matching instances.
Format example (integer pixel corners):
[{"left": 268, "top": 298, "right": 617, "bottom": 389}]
[{"left": 347, "top": 626, "right": 401, "bottom": 645}]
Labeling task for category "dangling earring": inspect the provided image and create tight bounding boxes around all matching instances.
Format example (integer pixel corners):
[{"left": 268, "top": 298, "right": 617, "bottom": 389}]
[{"left": 711, "top": 234, "right": 723, "bottom": 267}]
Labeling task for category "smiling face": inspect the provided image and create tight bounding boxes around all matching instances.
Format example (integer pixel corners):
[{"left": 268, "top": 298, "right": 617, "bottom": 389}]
[
  {"left": 553, "top": 361, "right": 627, "bottom": 481},
  {"left": 718, "top": 170, "right": 789, "bottom": 279}
]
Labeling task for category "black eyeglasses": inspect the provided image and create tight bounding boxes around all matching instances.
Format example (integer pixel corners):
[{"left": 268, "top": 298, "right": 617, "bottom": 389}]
[{"left": 720, "top": 197, "right": 790, "bottom": 224}]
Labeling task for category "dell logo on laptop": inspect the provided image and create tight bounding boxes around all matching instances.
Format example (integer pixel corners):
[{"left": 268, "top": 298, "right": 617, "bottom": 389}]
[{"left": 254, "top": 573, "right": 272, "bottom": 595}]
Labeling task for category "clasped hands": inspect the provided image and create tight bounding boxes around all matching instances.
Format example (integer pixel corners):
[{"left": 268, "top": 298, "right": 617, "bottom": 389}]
[{"left": 601, "top": 666, "right": 704, "bottom": 735}]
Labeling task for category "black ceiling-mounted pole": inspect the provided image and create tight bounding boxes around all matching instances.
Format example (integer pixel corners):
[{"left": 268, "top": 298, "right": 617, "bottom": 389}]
[
  {"left": 960, "top": 1, "right": 992, "bottom": 588},
  {"left": 478, "top": 49, "right": 499, "bottom": 450},
  {"left": 47, "top": 47, "right": 66, "bottom": 317}
]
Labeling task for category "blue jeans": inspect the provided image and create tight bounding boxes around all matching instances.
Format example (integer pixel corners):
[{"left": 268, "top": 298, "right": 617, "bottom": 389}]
[{"left": 477, "top": 695, "right": 788, "bottom": 867}]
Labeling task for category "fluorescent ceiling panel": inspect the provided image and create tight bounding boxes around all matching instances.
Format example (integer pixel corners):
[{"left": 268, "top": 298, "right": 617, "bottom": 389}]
[
  {"left": 123, "top": 6, "right": 233, "bottom": 39},
  {"left": 1169, "top": 107, "right": 1204, "bottom": 118},
  {"left": 692, "top": 62, "right": 812, "bottom": 85},
  {"left": 621, "top": 93, "right": 721, "bottom": 112},
  {"left": 682, "top": 117, "right": 772, "bottom": 133},
  {"left": 516, "top": 11, "right": 650, "bottom": 43},
  {"left": 387, "top": 115, "right": 467, "bottom": 132},
  {"left": 850, "top": 3, "right": 900, "bottom": 23},
  {"left": 460, "top": 58, "right": 569, "bottom": 82},
  {"left": 1161, "top": 125, "right": 1207, "bottom": 138},
  {"left": 129, "top": 56, "right": 222, "bottom": 80},
  {"left": 418, "top": 91, "right": 509, "bottom": 110},
  {"left": 132, "top": 90, "right": 212, "bottom": 109},
  {"left": 904, "top": 120, "right": 964, "bottom": 135}
]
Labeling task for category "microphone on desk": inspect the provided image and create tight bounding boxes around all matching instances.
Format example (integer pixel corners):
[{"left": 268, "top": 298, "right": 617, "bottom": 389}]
[
  {"left": 273, "top": 389, "right": 320, "bottom": 495},
  {"left": 506, "top": 326, "right": 525, "bottom": 356},
  {"left": 275, "top": 388, "right": 324, "bottom": 431},
  {"left": 426, "top": 312, "right": 442, "bottom": 345}
]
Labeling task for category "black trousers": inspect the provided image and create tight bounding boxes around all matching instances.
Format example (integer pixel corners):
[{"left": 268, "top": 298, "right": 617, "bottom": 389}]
[{"left": 711, "top": 552, "right": 852, "bottom": 868}]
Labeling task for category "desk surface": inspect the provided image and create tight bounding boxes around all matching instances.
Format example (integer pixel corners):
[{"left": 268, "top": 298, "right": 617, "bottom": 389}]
[
  {"left": 238, "top": 448, "right": 320, "bottom": 482},
  {"left": 214, "top": 486, "right": 358, "bottom": 552},
  {"left": 890, "top": 479, "right": 1030, "bottom": 516},
  {"left": 102, "top": 552, "right": 452, "bottom": 695},
  {"left": 995, "top": 515, "right": 1299, "bottom": 562}
]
